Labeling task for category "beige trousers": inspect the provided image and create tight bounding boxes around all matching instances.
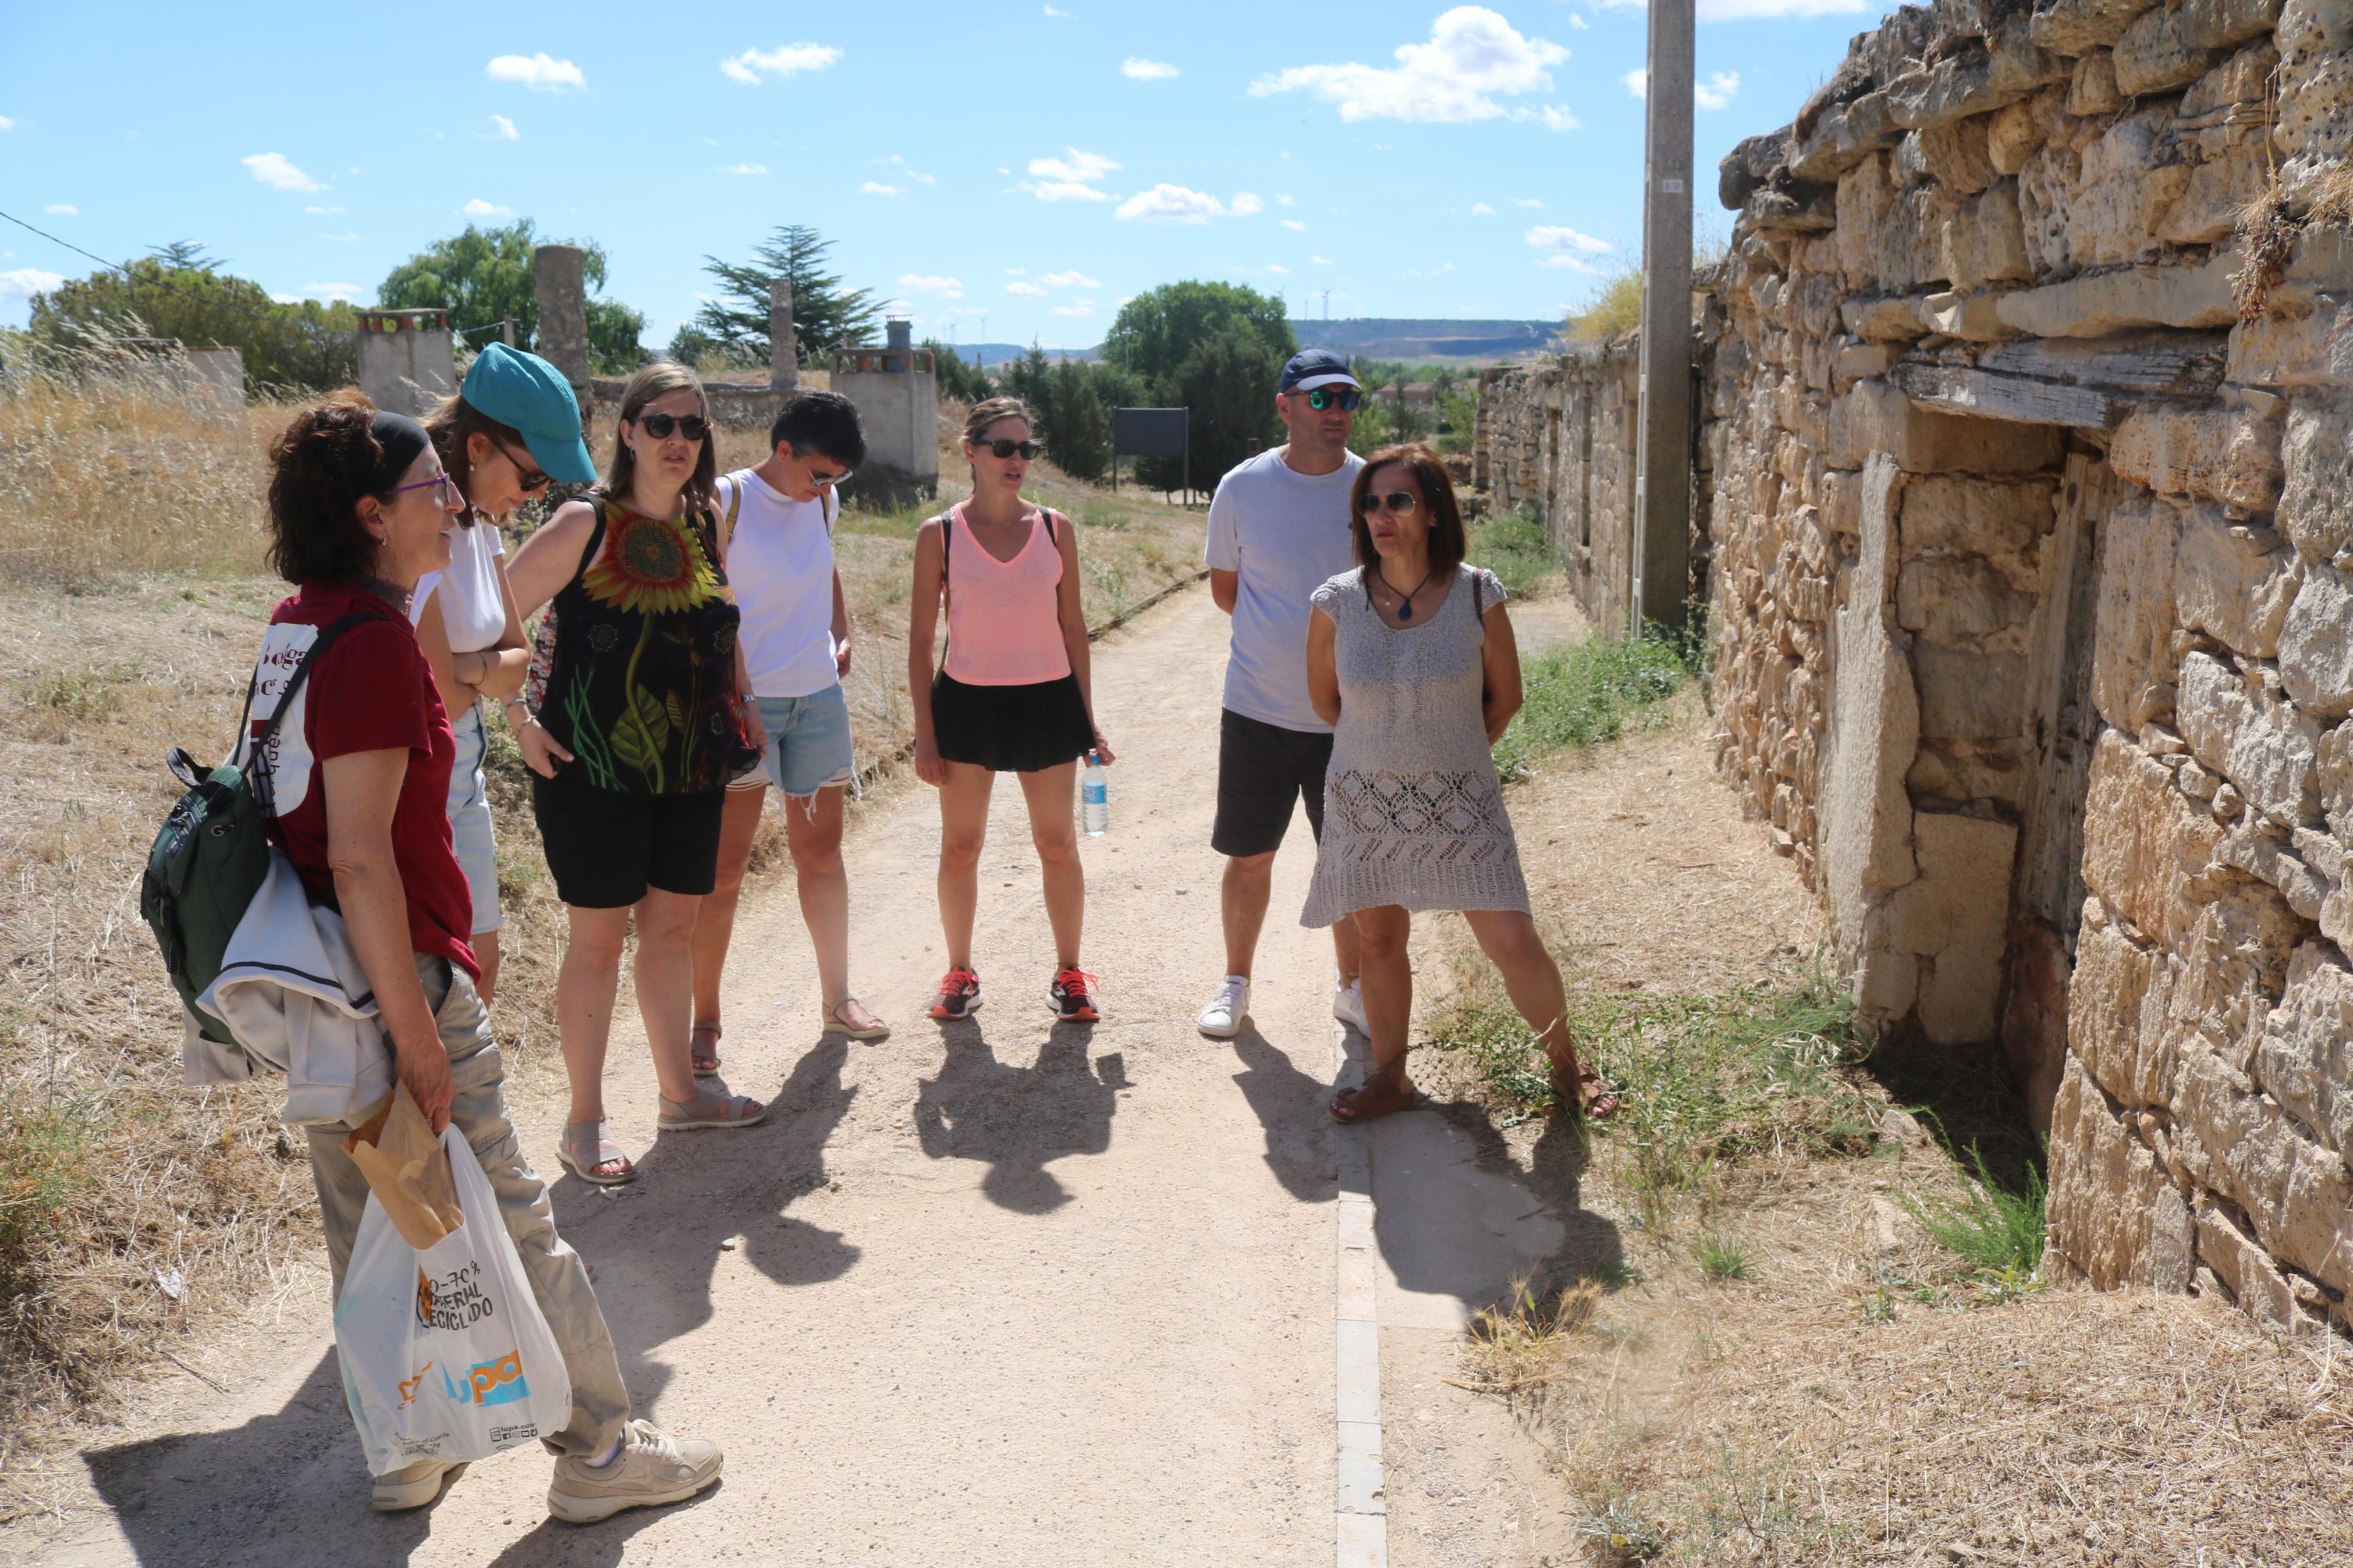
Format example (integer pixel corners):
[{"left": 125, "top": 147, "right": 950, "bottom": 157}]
[{"left": 307, "top": 953, "right": 630, "bottom": 1459}]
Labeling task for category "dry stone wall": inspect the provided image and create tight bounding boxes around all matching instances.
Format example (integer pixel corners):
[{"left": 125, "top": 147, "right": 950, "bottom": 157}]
[{"left": 1482, "top": 0, "right": 2352, "bottom": 1336}]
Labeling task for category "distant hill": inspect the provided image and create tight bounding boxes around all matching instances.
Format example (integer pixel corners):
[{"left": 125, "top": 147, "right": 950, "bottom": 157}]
[{"left": 1289, "top": 318, "right": 1559, "bottom": 361}]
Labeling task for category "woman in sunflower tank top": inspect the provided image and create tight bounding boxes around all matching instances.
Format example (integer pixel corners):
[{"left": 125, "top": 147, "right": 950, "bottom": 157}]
[{"left": 506, "top": 362, "right": 768, "bottom": 1186}]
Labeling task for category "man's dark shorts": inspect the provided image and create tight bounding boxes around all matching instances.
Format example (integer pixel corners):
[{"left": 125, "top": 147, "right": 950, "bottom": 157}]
[{"left": 1213, "top": 709, "right": 1335, "bottom": 858}]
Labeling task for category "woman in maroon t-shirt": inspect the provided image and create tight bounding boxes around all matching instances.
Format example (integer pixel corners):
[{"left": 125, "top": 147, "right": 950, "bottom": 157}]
[{"left": 254, "top": 393, "right": 722, "bottom": 1522}]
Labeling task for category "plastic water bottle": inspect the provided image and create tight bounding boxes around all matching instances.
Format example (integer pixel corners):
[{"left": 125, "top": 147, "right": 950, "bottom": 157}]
[{"left": 1081, "top": 751, "right": 1109, "bottom": 837}]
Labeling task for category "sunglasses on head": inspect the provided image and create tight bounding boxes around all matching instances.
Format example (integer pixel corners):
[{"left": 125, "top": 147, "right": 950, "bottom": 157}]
[
  {"left": 978, "top": 438, "right": 1040, "bottom": 460},
  {"left": 1357, "top": 489, "right": 1420, "bottom": 516},
  {"left": 1298, "top": 386, "right": 1361, "bottom": 412},
  {"left": 634, "top": 412, "right": 710, "bottom": 441}
]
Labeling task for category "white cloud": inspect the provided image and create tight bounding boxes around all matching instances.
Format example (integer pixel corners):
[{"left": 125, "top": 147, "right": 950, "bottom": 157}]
[
  {"left": 1006, "top": 267, "right": 1027, "bottom": 275},
  {"left": 462, "top": 198, "right": 514, "bottom": 218},
  {"left": 1266, "top": 264, "right": 1290, "bottom": 274},
  {"left": 878, "top": 154, "right": 936, "bottom": 184},
  {"left": 1249, "top": 5, "right": 1569, "bottom": 123},
  {"left": 1051, "top": 300, "right": 1096, "bottom": 317},
  {"left": 724, "top": 162, "right": 770, "bottom": 175},
  {"left": 1471, "top": 202, "right": 1496, "bottom": 215},
  {"left": 1544, "top": 255, "right": 1606, "bottom": 275},
  {"left": 305, "top": 205, "right": 344, "bottom": 214},
  {"left": 42, "top": 204, "right": 77, "bottom": 216},
  {"left": 1041, "top": 270, "right": 1101, "bottom": 287},
  {"left": 1116, "top": 184, "right": 1227, "bottom": 223},
  {"left": 298, "top": 282, "right": 364, "bottom": 302},
  {"left": 1043, "top": 4, "right": 1070, "bottom": 13},
  {"left": 0, "top": 116, "right": 15, "bottom": 131},
  {"left": 860, "top": 181, "right": 903, "bottom": 197},
  {"left": 1231, "top": 191, "right": 1266, "bottom": 216},
  {"left": 900, "top": 275, "right": 965, "bottom": 301},
  {"left": 243, "top": 152, "right": 324, "bottom": 193},
  {"left": 479, "top": 114, "right": 519, "bottom": 140},
  {"left": 0, "top": 266, "right": 64, "bottom": 302},
  {"left": 1695, "top": 70, "right": 1741, "bottom": 109},
  {"left": 1622, "top": 67, "right": 1647, "bottom": 99},
  {"left": 1277, "top": 193, "right": 1296, "bottom": 206},
  {"left": 705, "top": 137, "right": 720, "bottom": 147},
  {"left": 1281, "top": 218, "right": 1308, "bottom": 231},
  {"left": 1541, "top": 105, "right": 1581, "bottom": 130},
  {"left": 1527, "top": 224, "right": 1613, "bottom": 255},
  {"left": 721, "top": 43, "right": 843, "bottom": 84},
  {"left": 1121, "top": 58, "right": 1179, "bottom": 80},
  {"left": 1020, "top": 180, "right": 1113, "bottom": 202},
  {"left": 487, "top": 52, "right": 585, "bottom": 91},
  {"left": 1514, "top": 197, "right": 1544, "bottom": 208},
  {"left": 1570, "top": 11, "right": 1590, "bottom": 26},
  {"left": 1030, "top": 148, "right": 1119, "bottom": 183},
  {"left": 1311, "top": 255, "right": 1333, "bottom": 265},
  {"left": 1005, "top": 280, "right": 1049, "bottom": 297}
]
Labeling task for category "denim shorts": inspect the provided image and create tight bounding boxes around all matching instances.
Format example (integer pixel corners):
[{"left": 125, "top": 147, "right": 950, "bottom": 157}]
[
  {"left": 756, "top": 685, "right": 855, "bottom": 797},
  {"left": 446, "top": 702, "right": 502, "bottom": 933}
]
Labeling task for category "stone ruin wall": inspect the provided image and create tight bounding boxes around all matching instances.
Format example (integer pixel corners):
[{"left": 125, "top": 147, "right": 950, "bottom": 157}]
[
  {"left": 1474, "top": 340, "right": 1647, "bottom": 637},
  {"left": 1481, "top": 0, "right": 2352, "bottom": 1335}
]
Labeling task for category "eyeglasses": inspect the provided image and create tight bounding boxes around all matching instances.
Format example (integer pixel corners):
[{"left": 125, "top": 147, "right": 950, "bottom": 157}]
[
  {"left": 384, "top": 471, "right": 462, "bottom": 506},
  {"left": 634, "top": 412, "right": 710, "bottom": 441},
  {"left": 805, "top": 465, "right": 853, "bottom": 489},
  {"left": 1357, "top": 489, "right": 1420, "bottom": 516},
  {"left": 977, "top": 438, "right": 1040, "bottom": 460},
  {"left": 1300, "top": 386, "right": 1361, "bottom": 412},
  {"left": 489, "top": 435, "right": 549, "bottom": 493}
]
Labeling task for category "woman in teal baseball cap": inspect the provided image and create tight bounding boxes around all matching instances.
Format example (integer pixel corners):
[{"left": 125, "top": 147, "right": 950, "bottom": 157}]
[{"left": 414, "top": 343, "right": 599, "bottom": 1004}]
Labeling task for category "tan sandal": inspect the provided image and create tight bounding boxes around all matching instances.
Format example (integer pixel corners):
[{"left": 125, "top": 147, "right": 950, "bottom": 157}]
[
  {"left": 690, "top": 1020, "right": 723, "bottom": 1078},
  {"left": 556, "top": 1121, "right": 637, "bottom": 1185},
  {"left": 824, "top": 997, "right": 891, "bottom": 1041},
  {"left": 658, "top": 1086, "right": 768, "bottom": 1131}
]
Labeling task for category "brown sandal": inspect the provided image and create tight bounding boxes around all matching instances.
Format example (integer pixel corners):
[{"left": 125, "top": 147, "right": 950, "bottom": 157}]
[
  {"left": 824, "top": 998, "right": 891, "bottom": 1041},
  {"left": 690, "top": 1020, "right": 722, "bottom": 1078},
  {"left": 1329, "top": 1070, "right": 1421, "bottom": 1125},
  {"left": 1552, "top": 1062, "right": 1623, "bottom": 1121}
]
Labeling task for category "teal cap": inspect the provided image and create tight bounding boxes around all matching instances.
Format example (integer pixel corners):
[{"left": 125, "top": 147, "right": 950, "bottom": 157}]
[{"left": 459, "top": 342, "right": 597, "bottom": 484}]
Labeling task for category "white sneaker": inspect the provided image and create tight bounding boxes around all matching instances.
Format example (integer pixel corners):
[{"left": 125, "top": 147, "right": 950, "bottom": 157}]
[
  {"left": 371, "top": 1457, "right": 465, "bottom": 1512},
  {"left": 547, "top": 1418, "right": 723, "bottom": 1524},
  {"left": 1198, "top": 975, "right": 1251, "bottom": 1038},
  {"left": 1334, "top": 979, "right": 1369, "bottom": 1036}
]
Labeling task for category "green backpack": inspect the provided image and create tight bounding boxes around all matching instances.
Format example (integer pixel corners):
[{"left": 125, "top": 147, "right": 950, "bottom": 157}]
[{"left": 140, "top": 613, "right": 376, "bottom": 1044}]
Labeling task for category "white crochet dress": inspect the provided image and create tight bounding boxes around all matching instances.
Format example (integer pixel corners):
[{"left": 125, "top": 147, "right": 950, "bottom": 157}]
[{"left": 1300, "top": 564, "right": 1531, "bottom": 929}]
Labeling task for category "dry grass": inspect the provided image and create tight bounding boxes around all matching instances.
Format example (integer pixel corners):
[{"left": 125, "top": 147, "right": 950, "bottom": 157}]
[{"left": 0, "top": 367, "right": 1201, "bottom": 1510}]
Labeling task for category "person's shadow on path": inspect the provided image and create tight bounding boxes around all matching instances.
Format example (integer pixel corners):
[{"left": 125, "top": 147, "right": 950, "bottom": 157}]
[
  {"left": 1229, "top": 1024, "right": 1337, "bottom": 1204},
  {"left": 914, "top": 1018, "right": 1120, "bottom": 1212}
]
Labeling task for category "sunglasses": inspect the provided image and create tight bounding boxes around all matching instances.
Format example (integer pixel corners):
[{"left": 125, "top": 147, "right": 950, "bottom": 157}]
[
  {"left": 384, "top": 471, "right": 462, "bottom": 506},
  {"left": 977, "top": 438, "right": 1040, "bottom": 460},
  {"left": 1299, "top": 386, "right": 1361, "bottom": 412},
  {"left": 489, "top": 435, "right": 549, "bottom": 492},
  {"left": 1357, "top": 489, "right": 1420, "bottom": 516},
  {"left": 633, "top": 412, "right": 710, "bottom": 441}
]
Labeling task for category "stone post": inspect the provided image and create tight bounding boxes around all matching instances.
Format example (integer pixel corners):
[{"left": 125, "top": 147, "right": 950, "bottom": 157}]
[
  {"left": 532, "top": 245, "right": 590, "bottom": 393},
  {"left": 354, "top": 310, "right": 455, "bottom": 417},
  {"left": 769, "top": 278, "right": 797, "bottom": 390},
  {"left": 1633, "top": 0, "right": 1695, "bottom": 632}
]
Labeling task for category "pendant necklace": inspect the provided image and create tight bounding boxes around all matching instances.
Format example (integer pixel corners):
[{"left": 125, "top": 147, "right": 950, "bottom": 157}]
[{"left": 1376, "top": 563, "right": 1440, "bottom": 621}]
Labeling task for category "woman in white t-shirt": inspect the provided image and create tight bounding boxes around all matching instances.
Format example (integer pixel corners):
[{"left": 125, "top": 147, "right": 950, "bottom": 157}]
[
  {"left": 690, "top": 392, "right": 889, "bottom": 1069},
  {"left": 416, "top": 345, "right": 598, "bottom": 1002}
]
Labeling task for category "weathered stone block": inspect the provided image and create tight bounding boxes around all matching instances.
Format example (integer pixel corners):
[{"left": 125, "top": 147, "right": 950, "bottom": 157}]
[
  {"left": 1898, "top": 556, "right": 2038, "bottom": 635},
  {"left": 2181, "top": 36, "right": 2283, "bottom": 116},
  {"left": 2113, "top": 0, "right": 2287, "bottom": 95},
  {"left": 2047, "top": 1053, "right": 2168, "bottom": 1288},
  {"left": 1995, "top": 251, "right": 2241, "bottom": 337},
  {"left": 2278, "top": 563, "right": 2353, "bottom": 720},
  {"left": 2277, "top": 396, "right": 2353, "bottom": 560},
  {"left": 2069, "top": 915, "right": 2168, "bottom": 1105},
  {"left": 2319, "top": 721, "right": 2353, "bottom": 842},
  {"left": 2194, "top": 1193, "right": 2313, "bottom": 1332},
  {"left": 2108, "top": 403, "right": 2283, "bottom": 510},
  {"left": 1887, "top": 18, "right": 2071, "bottom": 129},
  {"left": 2032, "top": 0, "right": 2165, "bottom": 56},
  {"left": 1941, "top": 182, "right": 2035, "bottom": 288},
  {"left": 1918, "top": 117, "right": 2000, "bottom": 193},
  {"left": 2090, "top": 494, "right": 2182, "bottom": 730},
  {"left": 2158, "top": 136, "right": 2273, "bottom": 245},
  {"left": 2177, "top": 650, "right": 2324, "bottom": 825},
  {"left": 1840, "top": 294, "right": 1936, "bottom": 342},
  {"left": 1988, "top": 86, "right": 2068, "bottom": 174},
  {"left": 2258, "top": 939, "right": 2353, "bottom": 1154},
  {"left": 1921, "top": 289, "right": 2026, "bottom": 340},
  {"left": 2174, "top": 1046, "right": 2353, "bottom": 1294},
  {"left": 2067, "top": 48, "right": 2128, "bottom": 112},
  {"left": 2216, "top": 819, "right": 2331, "bottom": 918},
  {"left": 2001, "top": 912, "right": 2074, "bottom": 1128},
  {"left": 1915, "top": 640, "right": 2031, "bottom": 739},
  {"left": 1882, "top": 809, "right": 2020, "bottom": 1041},
  {"left": 1900, "top": 472, "right": 2058, "bottom": 557},
  {"left": 1832, "top": 342, "right": 1893, "bottom": 392},
  {"left": 2081, "top": 726, "right": 2227, "bottom": 947},
  {"left": 2173, "top": 507, "right": 2302, "bottom": 659},
  {"left": 1830, "top": 380, "right": 2068, "bottom": 472}
]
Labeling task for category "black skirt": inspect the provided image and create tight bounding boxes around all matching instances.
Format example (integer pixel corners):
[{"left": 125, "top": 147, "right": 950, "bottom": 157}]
[{"left": 931, "top": 670, "right": 1095, "bottom": 773}]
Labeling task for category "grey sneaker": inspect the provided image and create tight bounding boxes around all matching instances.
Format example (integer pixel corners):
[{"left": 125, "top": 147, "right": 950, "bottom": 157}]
[
  {"left": 547, "top": 1418, "right": 722, "bottom": 1524},
  {"left": 371, "top": 1458, "right": 464, "bottom": 1512}
]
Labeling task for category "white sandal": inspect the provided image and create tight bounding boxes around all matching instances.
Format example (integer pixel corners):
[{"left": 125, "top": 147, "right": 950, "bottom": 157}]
[
  {"left": 556, "top": 1121, "right": 637, "bottom": 1186},
  {"left": 658, "top": 1086, "right": 769, "bottom": 1131}
]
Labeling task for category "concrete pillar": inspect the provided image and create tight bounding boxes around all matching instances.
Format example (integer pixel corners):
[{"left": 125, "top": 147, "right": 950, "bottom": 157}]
[
  {"left": 355, "top": 310, "right": 455, "bottom": 417},
  {"left": 1633, "top": 0, "right": 1695, "bottom": 632},
  {"left": 185, "top": 346, "right": 246, "bottom": 403},
  {"left": 769, "top": 279, "right": 797, "bottom": 390},
  {"left": 533, "top": 245, "right": 590, "bottom": 392}
]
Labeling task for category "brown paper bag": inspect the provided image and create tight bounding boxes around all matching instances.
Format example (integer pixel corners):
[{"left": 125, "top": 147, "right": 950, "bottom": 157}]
[{"left": 344, "top": 1085, "right": 463, "bottom": 1251}]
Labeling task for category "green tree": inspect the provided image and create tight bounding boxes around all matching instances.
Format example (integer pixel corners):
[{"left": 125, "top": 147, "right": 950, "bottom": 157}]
[
  {"left": 925, "top": 337, "right": 993, "bottom": 404},
  {"left": 377, "top": 220, "right": 645, "bottom": 373},
  {"left": 693, "top": 226, "right": 880, "bottom": 365},
  {"left": 27, "top": 253, "right": 357, "bottom": 392},
  {"left": 1101, "top": 282, "right": 1294, "bottom": 493}
]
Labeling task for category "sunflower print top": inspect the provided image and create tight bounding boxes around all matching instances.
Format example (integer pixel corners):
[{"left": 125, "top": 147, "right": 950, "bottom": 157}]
[{"left": 537, "top": 497, "right": 750, "bottom": 795}]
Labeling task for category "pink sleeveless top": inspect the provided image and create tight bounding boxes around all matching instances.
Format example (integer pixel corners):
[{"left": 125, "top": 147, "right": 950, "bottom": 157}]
[{"left": 942, "top": 503, "right": 1071, "bottom": 687}]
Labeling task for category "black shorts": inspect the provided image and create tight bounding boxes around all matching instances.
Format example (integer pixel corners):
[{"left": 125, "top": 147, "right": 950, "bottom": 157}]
[
  {"left": 1212, "top": 709, "right": 1335, "bottom": 858},
  {"left": 531, "top": 774, "right": 727, "bottom": 909},
  {"left": 931, "top": 670, "right": 1096, "bottom": 773}
]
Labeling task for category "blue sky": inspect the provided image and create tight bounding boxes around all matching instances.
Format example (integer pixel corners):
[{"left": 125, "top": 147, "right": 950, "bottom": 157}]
[{"left": 1, "top": 2, "right": 1894, "bottom": 347}]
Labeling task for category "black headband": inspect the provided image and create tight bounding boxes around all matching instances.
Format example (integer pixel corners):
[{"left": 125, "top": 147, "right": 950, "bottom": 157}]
[{"left": 368, "top": 410, "right": 432, "bottom": 494}]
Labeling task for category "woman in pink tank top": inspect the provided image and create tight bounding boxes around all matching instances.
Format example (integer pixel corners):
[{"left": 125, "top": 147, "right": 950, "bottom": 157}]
[{"left": 908, "top": 397, "right": 1113, "bottom": 1025}]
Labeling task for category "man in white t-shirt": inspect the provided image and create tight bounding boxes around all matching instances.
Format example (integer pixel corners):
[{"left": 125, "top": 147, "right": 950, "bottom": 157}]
[
  {"left": 694, "top": 391, "right": 890, "bottom": 1051},
  {"left": 1197, "top": 350, "right": 1368, "bottom": 1040}
]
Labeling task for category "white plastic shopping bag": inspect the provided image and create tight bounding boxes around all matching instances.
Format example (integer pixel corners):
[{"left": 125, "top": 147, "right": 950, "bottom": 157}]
[{"left": 334, "top": 1124, "right": 572, "bottom": 1474}]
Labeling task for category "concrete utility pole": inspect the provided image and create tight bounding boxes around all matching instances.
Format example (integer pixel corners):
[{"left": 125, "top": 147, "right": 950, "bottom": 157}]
[
  {"left": 531, "top": 245, "right": 590, "bottom": 396},
  {"left": 769, "top": 278, "right": 798, "bottom": 390},
  {"left": 1632, "top": 0, "right": 1696, "bottom": 632}
]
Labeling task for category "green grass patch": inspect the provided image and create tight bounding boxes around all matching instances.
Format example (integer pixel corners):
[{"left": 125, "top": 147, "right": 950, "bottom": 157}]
[
  {"left": 1899, "top": 1143, "right": 2049, "bottom": 1274},
  {"left": 1491, "top": 632, "right": 1690, "bottom": 783},
  {"left": 1695, "top": 1232, "right": 1755, "bottom": 1282},
  {"left": 0, "top": 1086, "right": 95, "bottom": 1254},
  {"left": 1466, "top": 507, "right": 1555, "bottom": 600}
]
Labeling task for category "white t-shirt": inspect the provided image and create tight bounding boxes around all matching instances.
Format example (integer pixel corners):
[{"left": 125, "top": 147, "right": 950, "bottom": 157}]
[
  {"left": 410, "top": 517, "right": 508, "bottom": 652},
  {"left": 1204, "top": 445, "right": 1364, "bottom": 734},
  {"left": 720, "top": 468, "right": 841, "bottom": 699}
]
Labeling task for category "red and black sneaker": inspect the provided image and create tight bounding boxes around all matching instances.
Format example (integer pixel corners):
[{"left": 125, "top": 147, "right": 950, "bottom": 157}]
[
  {"left": 1049, "top": 967, "right": 1100, "bottom": 1023},
  {"left": 928, "top": 966, "right": 983, "bottom": 1021}
]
